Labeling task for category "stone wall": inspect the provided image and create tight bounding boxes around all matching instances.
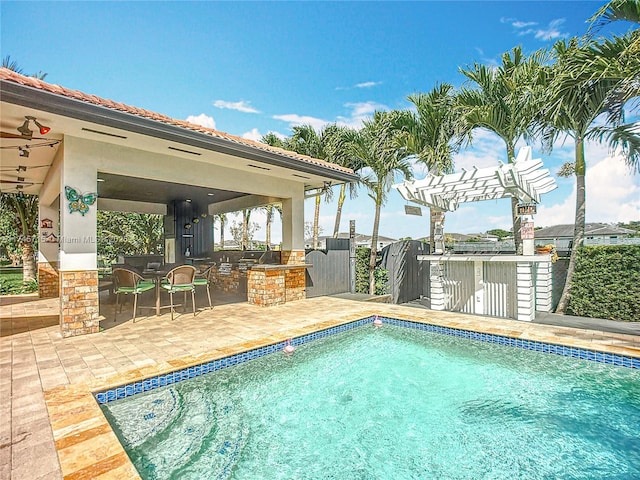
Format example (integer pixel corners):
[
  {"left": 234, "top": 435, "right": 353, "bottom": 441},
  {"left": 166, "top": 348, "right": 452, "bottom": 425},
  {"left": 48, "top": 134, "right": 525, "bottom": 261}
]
[
  {"left": 38, "top": 261, "right": 59, "bottom": 298},
  {"left": 60, "top": 270, "right": 100, "bottom": 337},
  {"left": 284, "top": 268, "right": 306, "bottom": 302}
]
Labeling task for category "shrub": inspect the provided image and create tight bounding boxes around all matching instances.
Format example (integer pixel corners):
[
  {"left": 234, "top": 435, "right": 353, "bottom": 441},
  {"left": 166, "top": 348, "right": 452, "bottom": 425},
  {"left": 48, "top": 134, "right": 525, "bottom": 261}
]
[
  {"left": 566, "top": 245, "right": 640, "bottom": 322},
  {"left": 355, "top": 247, "right": 388, "bottom": 295}
]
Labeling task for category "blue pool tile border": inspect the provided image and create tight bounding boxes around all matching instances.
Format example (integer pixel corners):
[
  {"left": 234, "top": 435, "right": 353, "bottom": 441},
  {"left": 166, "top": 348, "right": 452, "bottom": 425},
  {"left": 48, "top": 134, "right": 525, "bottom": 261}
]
[{"left": 94, "top": 315, "right": 640, "bottom": 404}]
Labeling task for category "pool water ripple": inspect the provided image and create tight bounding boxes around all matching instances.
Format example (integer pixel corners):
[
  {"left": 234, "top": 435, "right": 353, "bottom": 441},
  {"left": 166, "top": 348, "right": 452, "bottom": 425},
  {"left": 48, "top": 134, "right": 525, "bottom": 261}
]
[{"left": 101, "top": 324, "right": 640, "bottom": 479}]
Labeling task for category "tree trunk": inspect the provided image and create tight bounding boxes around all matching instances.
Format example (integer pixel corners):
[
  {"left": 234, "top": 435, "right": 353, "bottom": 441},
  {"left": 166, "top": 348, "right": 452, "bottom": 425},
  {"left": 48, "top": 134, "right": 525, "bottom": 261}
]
[
  {"left": 556, "top": 138, "right": 586, "bottom": 314},
  {"left": 312, "top": 194, "right": 321, "bottom": 249},
  {"left": 21, "top": 240, "right": 36, "bottom": 283},
  {"left": 507, "top": 144, "right": 522, "bottom": 253},
  {"left": 242, "top": 210, "right": 250, "bottom": 250},
  {"left": 333, "top": 183, "right": 347, "bottom": 238},
  {"left": 265, "top": 207, "right": 272, "bottom": 249},
  {"left": 220, "top": 217, "right": 225, "bottom": 249},
  {"left": 369, "top": 194, "right": 382, "bottom": 295}
]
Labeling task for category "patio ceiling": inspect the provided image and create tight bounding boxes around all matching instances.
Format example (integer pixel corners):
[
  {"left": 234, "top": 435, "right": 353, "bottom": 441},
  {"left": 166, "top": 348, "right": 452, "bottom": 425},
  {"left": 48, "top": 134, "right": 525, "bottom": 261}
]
[{"left": 96, "top": 172, "right": 248, "bottom": 208}]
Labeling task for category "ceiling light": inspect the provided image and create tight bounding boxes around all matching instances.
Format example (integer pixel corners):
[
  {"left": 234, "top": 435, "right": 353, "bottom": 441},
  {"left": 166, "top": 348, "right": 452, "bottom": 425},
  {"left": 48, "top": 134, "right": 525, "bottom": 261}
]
[
  {"left": 96, "top": 178, "right": 105, "bottom": 182},
  {"left": 207, "top": 193, "right": 215, "bottom": 196},
  {"left": 185, "top": 199, "right": 192, "bottom": 203},
  {"left": 17, "top": 119, "right": 32, "bottom": 139},
  {"left": 17, "top": 116, "right": 51, "bottom": 138},
  {"left": 30, "top": 117, "right": 51, "bottom": 135}
]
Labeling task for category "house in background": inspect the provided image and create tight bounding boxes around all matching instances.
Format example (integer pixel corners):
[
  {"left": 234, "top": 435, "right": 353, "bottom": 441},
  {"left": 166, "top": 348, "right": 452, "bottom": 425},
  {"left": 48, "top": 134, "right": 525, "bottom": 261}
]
[
  {"left": 535, "top": 223, "right": 638, "bottom": 250},
  {"left": 306, "top": 232, "right": 397, "bottom": 250}
]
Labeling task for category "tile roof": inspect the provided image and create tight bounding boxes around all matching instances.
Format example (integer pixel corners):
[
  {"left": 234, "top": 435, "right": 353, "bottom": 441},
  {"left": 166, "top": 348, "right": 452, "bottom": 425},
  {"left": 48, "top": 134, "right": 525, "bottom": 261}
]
[
  {"left": 0, "top": 68, "right": 354, "bottom": 176},
  {"left": 535, "top": 223, "right": 635, "bottom": 238}
]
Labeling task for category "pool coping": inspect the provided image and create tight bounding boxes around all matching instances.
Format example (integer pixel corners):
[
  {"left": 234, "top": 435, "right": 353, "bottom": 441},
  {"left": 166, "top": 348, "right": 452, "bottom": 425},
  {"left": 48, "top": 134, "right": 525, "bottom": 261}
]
[{"left": 43, "top": 308, "right": 640, "bottom": 479}]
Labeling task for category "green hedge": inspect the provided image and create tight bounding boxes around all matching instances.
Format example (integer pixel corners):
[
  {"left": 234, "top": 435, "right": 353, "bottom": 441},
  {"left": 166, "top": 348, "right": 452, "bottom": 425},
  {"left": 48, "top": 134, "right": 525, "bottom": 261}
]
[
  {"left": 567, "top": 245, "right": 640, "bottom": 322},
  {"left": 355, "top": 247, "right": 388, "bottom": 295}
]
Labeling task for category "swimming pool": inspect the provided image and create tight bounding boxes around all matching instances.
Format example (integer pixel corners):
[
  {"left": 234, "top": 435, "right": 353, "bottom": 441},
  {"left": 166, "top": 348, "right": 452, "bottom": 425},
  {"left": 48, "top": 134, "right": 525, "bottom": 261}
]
[{"left": 100, "top": 318, "right": 640, "bottom": 479}]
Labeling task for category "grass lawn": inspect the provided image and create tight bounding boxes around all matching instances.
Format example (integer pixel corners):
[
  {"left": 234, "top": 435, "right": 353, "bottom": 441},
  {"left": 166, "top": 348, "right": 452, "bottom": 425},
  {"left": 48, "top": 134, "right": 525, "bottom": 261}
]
[{"left": 0, "top": 268, "right": 38, "bottom": 295}]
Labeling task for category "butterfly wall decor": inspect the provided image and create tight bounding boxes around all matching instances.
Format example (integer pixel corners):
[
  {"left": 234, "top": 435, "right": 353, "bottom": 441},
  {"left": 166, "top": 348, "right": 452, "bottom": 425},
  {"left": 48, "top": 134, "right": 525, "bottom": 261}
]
[{"left": 65, "top": 186, "right": 98, "bottom": 216}]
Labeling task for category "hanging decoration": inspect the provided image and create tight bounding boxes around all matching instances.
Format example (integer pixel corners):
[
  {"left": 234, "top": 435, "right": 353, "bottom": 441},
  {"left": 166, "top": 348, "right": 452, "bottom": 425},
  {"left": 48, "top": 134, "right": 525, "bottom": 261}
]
[{"left": 65, "top": 186, "right": 97, "bottom": 216}]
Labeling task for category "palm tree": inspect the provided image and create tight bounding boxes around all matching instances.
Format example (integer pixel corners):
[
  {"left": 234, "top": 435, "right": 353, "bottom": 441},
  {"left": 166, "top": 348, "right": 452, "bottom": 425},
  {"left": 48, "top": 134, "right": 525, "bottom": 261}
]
[
  {"left": 542, "top": 38, "right": 640, "bottom": 314},
  {"left": 398, "top": 84, "right": 467, "bottom": 252},
  {"left": 346, "top": 111, "right": 413, "bottom": 294},
  {"left": 0, "top": 193, "right": 38, "bottom": 283},
  {"left": 214, "top": 213, "right": 227, "bottom": 249},
  {"left": 458, "top": 46, "right": 549, "bottom": 252},
  {"left": 263, "top": 203, "right": 282, "bottom": 249},
  {"left": 289, "top": 124, "right": 348, "bottom": 248}
]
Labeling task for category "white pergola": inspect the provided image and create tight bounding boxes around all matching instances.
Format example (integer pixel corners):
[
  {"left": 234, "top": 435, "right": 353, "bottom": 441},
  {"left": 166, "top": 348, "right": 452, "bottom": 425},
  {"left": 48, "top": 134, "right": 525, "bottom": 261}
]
[{"left": 394, "top": 147, "right": 557, "bottom": 212}]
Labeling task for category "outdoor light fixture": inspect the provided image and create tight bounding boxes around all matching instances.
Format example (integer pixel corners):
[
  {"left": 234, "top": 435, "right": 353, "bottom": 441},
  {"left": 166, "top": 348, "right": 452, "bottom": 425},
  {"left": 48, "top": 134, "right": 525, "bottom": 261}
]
[
  {"left": 16, "top": 116, "right": 51, "bottom": 139},
  {"left": 17, "top": 119, "right": 32, "bottom": 139},
  {"left": 18, "top": 147, "right": 29, "bottom": 158}
]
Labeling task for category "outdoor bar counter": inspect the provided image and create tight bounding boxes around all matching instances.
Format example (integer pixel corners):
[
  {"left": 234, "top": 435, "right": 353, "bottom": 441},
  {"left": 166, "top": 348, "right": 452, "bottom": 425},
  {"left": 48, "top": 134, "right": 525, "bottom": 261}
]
[{"left": 202, "top": 250, "right": 310, "bottom": 306}]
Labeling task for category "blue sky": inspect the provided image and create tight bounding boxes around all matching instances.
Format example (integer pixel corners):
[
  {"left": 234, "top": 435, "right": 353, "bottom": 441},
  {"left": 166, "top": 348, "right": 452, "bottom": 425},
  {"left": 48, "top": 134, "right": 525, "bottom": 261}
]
[{"left": 2, "top": 1, "right": 638, "bottom": 242}]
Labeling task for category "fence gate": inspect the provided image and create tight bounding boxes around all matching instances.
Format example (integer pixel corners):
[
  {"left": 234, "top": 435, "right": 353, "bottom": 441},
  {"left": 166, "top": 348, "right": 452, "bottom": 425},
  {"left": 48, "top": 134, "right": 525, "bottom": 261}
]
[
  {"left": 305, "top": 248, "right": 350, "bottom": 298},
  {"left": 380, "top": 240, "right": 430, "bottom": 304},
  {"left": 441, "top": 261, "right": 475, "bottom": 314},
  {"left": 482, "top": 262, "right": 517, "bottom": 319}
]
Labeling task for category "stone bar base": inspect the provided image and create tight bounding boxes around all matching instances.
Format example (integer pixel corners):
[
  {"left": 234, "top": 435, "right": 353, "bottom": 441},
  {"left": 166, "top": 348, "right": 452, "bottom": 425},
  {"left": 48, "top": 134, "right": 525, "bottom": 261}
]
[
  {"left": 60, "top": 270, "right": 100, "bottom": 337},
  {"left": 38, "top": 261, "right": 59, "bottom": 298},
  {"left": 247, "top": 264, "right": 310, "bottom": 306}
]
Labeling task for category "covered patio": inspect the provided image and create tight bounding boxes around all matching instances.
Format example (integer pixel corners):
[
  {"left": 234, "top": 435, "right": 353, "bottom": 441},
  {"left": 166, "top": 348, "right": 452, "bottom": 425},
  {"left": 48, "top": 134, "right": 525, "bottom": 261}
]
[{"left": 0, "top": 68, "right": 358, "bottom": 337}]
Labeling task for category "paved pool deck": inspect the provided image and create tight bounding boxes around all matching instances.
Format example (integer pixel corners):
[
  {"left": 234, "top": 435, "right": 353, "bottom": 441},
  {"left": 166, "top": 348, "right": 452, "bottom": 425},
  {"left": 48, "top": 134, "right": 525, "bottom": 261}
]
[{"left": 1, "top": 293, "right": 639, "bottom": 480}]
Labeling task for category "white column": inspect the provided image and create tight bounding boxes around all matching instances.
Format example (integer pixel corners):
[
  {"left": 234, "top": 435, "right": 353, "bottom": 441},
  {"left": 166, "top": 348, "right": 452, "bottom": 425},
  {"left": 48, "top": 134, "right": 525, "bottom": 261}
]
[
  {"left": 59, "top": 139, "right": 98, "bottom": 271},
  {"left": 281, "top": 187, "right": 305, "bottom": 251},
  {"left": 516, "top": 262, "right": 535, "bottom": 321},
  {"left": 429, "top": 261, "right": 446, "bottom": 310},
  {"left": 535, "top": 259, "right": 553, "bottom": 312}
]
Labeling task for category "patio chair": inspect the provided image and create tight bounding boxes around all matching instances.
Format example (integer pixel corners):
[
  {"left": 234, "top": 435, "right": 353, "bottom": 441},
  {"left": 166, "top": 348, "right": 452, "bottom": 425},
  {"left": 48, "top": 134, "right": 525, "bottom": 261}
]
[
  {"left": 161, "top": 265, "right": 197, "bottom": 320},
  {"left": 194, "top": 264, "right": 215, "bottom": 309},
  {"left": 112, "top": 268, "right": 156, "bottom": 323}
]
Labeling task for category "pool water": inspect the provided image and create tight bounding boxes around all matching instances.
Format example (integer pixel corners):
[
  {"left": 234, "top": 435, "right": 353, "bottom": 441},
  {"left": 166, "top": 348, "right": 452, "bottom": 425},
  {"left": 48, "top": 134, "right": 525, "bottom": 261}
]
[{"left": 101, "top": 325, "right": 640, "bottom": 479}]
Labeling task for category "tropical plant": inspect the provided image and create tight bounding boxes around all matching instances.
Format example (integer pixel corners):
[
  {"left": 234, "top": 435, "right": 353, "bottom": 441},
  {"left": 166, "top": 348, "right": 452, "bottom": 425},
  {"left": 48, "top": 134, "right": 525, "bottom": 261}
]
[
  {"left": 0, "top": 193, "right": 38, "bottom": 283},
  {"left": 230, "top": 210, "right": 260, "bottom": 249},
  {"left": 398, "top": 84, "right": 466, "bottom": 252},
  {"left": 1, "top": 55, "right": 47, "bottom": 80},
  {"left": 458, "top": 46, "right": 549, "bottom": 253},
  {"left": 97, "top": 212, "right": 164, "bottom": 264},
  {"left": 542, "top": 35, "right": 640, "bottom": 314},
  {"left": 214, "top": 213, "right": 227, "bottom": 249},
  {"left": 345, "top": 110, "right": 413, "bottom": 294}
]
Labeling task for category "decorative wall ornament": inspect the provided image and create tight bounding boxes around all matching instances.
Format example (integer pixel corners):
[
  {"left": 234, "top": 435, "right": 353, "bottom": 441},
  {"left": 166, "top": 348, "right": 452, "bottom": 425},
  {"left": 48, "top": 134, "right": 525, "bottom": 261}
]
[
  {"left": 42, "top": 232, "right": 58, "bottom": 243},
  {"left": 40, "top": 218, "right": 54, "bottom": 229},
  {"left": 65, "top": 186, "right": 97, "bottom": 216}
]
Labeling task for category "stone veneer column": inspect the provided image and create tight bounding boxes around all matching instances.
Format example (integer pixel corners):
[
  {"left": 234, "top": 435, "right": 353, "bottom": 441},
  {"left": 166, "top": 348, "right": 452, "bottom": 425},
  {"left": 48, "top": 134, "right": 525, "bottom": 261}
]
[
  {"left": 58, "top": 137, "right": 99, "bottom": 337},
  {"left": 38, "top": 261, "right": 59, "bottom": 298},
  {"left": 60, "top": 270, "right": 100, "bottom": 337},
  {"left": 281, "top": 250, "right": 306, "bottom": 265}
]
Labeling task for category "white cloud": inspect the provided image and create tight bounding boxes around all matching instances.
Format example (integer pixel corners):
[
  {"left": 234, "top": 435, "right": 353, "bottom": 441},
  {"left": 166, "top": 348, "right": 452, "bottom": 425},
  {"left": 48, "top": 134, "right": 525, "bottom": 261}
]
[
  {"left": 355, "top": 81, "right": 381, "bottom": 88},
  {"left": 502, "top": 16, "right": 568, "bottom": 41},
  {"left": 185, "top": 113, "right": 216, "bottom": 129},
  {"left": 535, "top": 145, "right": 640, "bottom": 227},
  {"left": 336, "top": 101, "right": 389, "bottom": 129},
  {"left": 213, "top": 100, "right": 260, "bottom": 113},
  {"left": 272, "top": 113, "right": 328, "bottom": 131},
  {"left": 242, "top": 128, "right": 262, "bottom": 141}
]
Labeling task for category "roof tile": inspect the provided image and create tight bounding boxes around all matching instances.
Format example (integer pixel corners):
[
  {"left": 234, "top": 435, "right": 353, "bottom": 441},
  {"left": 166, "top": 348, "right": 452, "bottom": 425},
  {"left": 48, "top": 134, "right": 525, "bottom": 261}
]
[{"left": 0, "top": 68, "right": 353, "bottom": 176}]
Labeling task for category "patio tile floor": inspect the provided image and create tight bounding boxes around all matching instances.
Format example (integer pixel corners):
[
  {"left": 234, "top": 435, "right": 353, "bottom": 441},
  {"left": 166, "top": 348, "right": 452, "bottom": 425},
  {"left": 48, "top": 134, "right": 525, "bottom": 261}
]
[{"left": 1, "top": 294, "right": 639, "bottom": 479}]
